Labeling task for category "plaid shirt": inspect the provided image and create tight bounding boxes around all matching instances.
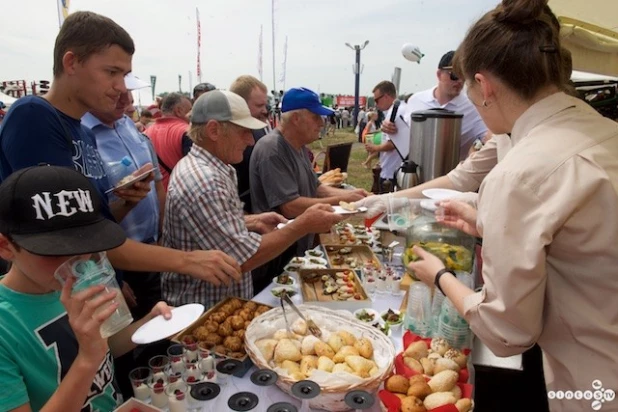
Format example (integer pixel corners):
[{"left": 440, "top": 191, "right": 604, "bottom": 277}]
[{"left": 161, "top": 145, "right": 261, "bottom": 309}]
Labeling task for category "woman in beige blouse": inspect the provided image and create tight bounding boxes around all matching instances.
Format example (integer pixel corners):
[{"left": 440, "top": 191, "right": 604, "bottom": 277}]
[{"left": 408, "top": 0, "right": 618, "bottom": 410}]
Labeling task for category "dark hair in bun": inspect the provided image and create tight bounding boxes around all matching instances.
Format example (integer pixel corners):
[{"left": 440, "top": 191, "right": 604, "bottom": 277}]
[{"left": 453, "top": 0, "right": 567, "bottom": 100}]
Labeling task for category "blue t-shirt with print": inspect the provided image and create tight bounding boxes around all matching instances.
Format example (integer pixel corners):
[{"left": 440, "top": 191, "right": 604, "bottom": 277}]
[{"left": 0, "top": 96, "right": 113, "bottom": 220}]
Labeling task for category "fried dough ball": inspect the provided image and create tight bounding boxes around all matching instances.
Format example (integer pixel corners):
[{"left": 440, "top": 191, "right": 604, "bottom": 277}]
[
  {"left": 229, "top": 315, "right": 245, "bottom": 331},
  {"left": 229, "top": 298, "right": 243, "bottom": 310},
  {"left": 209, "top": 311, "right": 227, "bottom": 324},
  {"left": 203, "top": 321, "right": 219, "bottom": 333},
  {"left": 223, "top": 336, "right": 243, "bottom": 352},
  {"left": 233, "top": 329, "right": 246, "bottom": 339},
  {"left": 244, "top": 320, "right": 252, "bottom": 329},
  {"left": 221, "top": 304, "right": 236, "bottom": 316},
  {"left": 214, "top": 344, "right": 228, "bottom": 355},
  {"left": 193, "top": 326, "right": 210, "bottom": 341},
  {"left": 385, "top": 374, "right": 409, "bottom": 394},
  {"left": 229, "top": 351, "right": 245, "bottom": 359},
  {"left": 255, "top": 305, "right": 270, "bottom": 316},
  {"left": 401, "top": 396, "right": 427, "bottom": 412},
  {"left": 243, "top": 301, "right": 258, "bottom": 311},
  {"left": 203, "top": 333, "right": 223, "bottom": 346},
  {"left": 233, "top": 308, "right": 243, "bottom": 316},
  {"left": 239, "top": 310, "right": 254, "bottom": 322},
  {"left": 218, "top": 323, "right": 233, "bottom": 337}
]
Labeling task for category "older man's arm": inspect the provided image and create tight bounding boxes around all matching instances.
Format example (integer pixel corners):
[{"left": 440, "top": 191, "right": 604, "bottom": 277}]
[{"left": 279, "top": 188, "right": 367, "bottom": 218}]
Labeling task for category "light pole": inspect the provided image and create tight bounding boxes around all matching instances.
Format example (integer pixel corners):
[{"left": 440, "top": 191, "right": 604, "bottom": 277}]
[{"left": 345, "top": 40, "right": 369, "bottom": 131}]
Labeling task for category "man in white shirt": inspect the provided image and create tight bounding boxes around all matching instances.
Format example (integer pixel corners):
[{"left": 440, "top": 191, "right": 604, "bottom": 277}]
[
  {"left": 385, "top": 51, "right": 487, "bottom": 160},
  {"left": 365, "top": 81, "right": 410, "bottom": 193}
]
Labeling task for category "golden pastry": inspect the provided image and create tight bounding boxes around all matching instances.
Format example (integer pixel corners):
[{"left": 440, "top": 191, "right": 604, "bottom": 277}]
[
  {"left": 229, "top": 298, "right": 243, "bottom": 310},
  {"left": 428, "top": 370, "right": 458, "bottom": 393},
  {"left": 344, "top": 355, "right": 374, "bottom": 378},
  {"left": 407, "top": 381, "right": 432, "bottom": 400},
  {"left": 255, "top": 305, "right": 270, "bottom": 316},
  {"left": 203, "top": 333, "right": 223, "bottom": 346},
  {"left": 233, "top": 329, "right": 245, "bottom": 339},
  {"left": 239, "top": 309, "right": 254, "bottom": 322},
  {"left": 214, "top": 344, "right": 228, "bottom": 355},
  {"left": 353, "top": 337, "right": 373, "bottom": 359},
  {"left": 423, "top": 392, "right": 456, "bottom": 410},
  {"left": 274, "top": 338, "right": 302, "bottom": 363},
  {"left": 229, "top": 315, "right": 245, "bottom": 331},
  {"left": 244, "top": 320, "right": 251, "bottom": 329},
  {"left": 281, "top": 360, "right": 301, "bottom": 375},
  {"left": 401, "top": 396, "right": 427, "bottom": 412},
  {"left": 217, "top": 323, "right": 233, "bottom": 337},
  {"left": 243, "top": 301, "right": 258, "bottom": 311},
  {"left": 337, "top": 330, "right": 357, "bottom": 346},
  {"left": 384, "top": 374, "right": 410, "bottom": 394},
  {"left": 193, "top": 326, "right": 210, "bottom": 341},
  {"left": 209, "top": 311, "right": 227, "bottom": 324},
  {"left": 331, "top": 363, "right": 354, "bottom": 374},
  {"left": 300, "top": 355, "right": 318, "bottom": 376},
  {"left": 404, "top": 341, "right": 429, "bottom": 360},
  {"left": 203, "top": 320, "right": 219, "bottom": 333},
  {"left": 409, "top": 375, "right": 427, "bottom": 386},
  {"left": 228, "top": 351, "right": 245, "bottom": 359},
  {"left": 255, "top": 339, "right": 278, "bottom": 362},
  {"left": 455, "top": 398, "right": 473, "bottom": 412},
  {"left": 420, "top": 358, "right": 434, "bottom": 376},
  {"left": 403, "top": 357, "right": 424, "bottom": 374},
  {"left": 327, "top": 334, "right": 346, "bottom": 353},
  {"left": 314, "top": 341, "right": 335, "bottom": 359},
  {"left": 290, "top": 371, "right": 306, "bottom": 381},
  {"left": 219, "top": 304, "right": 234, "bottom": 316},
  {"left": 451, "top": 384, "right": 462, "bottom": 401},
  {"left": 332, "top": 345, "right": 360, "bottom": 363},
  {"left": 393, "top": 393, "right": 407, "bottom": 401},
  {"left": 301, "top": 335, "right": 321, "bottom": 356},
  {"left": 223, "top": 336, "right": 243, "bottom": 352},
  {"left": 291, "top": 318, "right": 308, "bottom": 336},
  {"left": 317, "top": 356, "right": 335, "bottom": 372}
]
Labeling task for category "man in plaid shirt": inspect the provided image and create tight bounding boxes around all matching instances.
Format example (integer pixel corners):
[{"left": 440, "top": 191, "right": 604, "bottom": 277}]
[{"left": 162, "top": 90, "right": 343, "bottom": 308}]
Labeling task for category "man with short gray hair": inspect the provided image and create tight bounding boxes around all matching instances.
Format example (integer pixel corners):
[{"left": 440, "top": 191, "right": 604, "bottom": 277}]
[
  {"left": 162, "top": 90, "right": 343, "bottom": 308},
  {"left": 145, "top": 93, "right": 193, "bottom": 190}
]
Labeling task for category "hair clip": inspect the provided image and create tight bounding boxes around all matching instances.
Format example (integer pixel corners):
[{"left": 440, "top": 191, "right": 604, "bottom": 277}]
[{"left": 539, "top": 45, "right": 558, "bottom": 53}]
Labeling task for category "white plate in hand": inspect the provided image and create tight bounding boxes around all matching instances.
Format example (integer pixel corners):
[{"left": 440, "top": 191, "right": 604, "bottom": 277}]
[
  {"left": 421, "top": 188, "right": 462, "bottom": 200},
  {"left": 332, "top": 206, "right": 368, "bottom": 215},
  {"left": 277, "top": 219, "right": 294, "bottom": 230},
  {"left": 131, "top": 303, "right": 204, "bottom": 344}
]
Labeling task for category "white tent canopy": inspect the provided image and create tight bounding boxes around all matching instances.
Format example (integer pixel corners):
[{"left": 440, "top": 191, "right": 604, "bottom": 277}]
[
  {"left": 549, "top": 0, "right": 618, "bottom": 76},
  {"left": 0, "top": 91, "right": 18, "bottom": 107}
]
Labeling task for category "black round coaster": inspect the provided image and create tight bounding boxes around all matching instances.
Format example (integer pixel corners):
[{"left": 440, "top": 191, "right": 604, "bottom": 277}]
[
  {"left": 190, "top": 382, "right": 220, "bottom": 401},
  {"left": 250, "top": 369, "right": 279, "bottom": 387},
  {"left": 344, "top": 390, "right": 375, "bottom": 410},
  {"left": 267, "top": 402, "right": 298, "bottom": 412},
  {"left": 228, "top": 391, "right": 259, "bottom": 411},
  {"left": 216, "top": 358, "right": 242, "bottom": 375},
  {"left": 290, "top": 380, "right": 320, "bottom": 400}
]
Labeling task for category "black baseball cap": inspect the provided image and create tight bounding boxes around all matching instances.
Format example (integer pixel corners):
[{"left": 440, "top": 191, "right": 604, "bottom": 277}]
[
  {"left": 193, "top": 82, "right": 217, "bottom": 99},
  {"left": 438, "top": 51, "right": 456, "bottom": 70},
  {"left": 0, "top": 165, "right": 126, "bottom": 256}
]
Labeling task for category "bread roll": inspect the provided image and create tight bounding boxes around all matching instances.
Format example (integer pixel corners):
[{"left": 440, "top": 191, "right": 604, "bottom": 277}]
[
  {"left": 428, "top": 370, "right": 458, "bottom": 392},
  {"left": 407, "top": 381, "right": 432, "bottom": 400},
  {"left": 430, "top": 338, "right": 450, "bottom": 356},
  {"left": 332, "top": 345, "right": 360, "bottom": 363},
  {"left": 332, "top": 363, "right": 354, "bottom": 374},
  {"left": 444, "top": 348, "right": 468, "bottom": 369},
  {"left": 337, "top": 330, "right": 357, "bottom": 346},
  {"left": 300, "top": 355, "right": 318, "bottom": 376},
  {"left": 353, "top": 337, "right": 373, "bottom": 359},
  {"left": 456, "top": 398, "right": 473, "bottom": 412},
  {"left": 403, "top": 357, "right": 424, "bottom": 374},
  {"left": 291, "top": 318, "right": 308, "bottom": 336},
  {"left": 423, "top": 392, "right": 456, "bottom": 410},
  {"left": 401, "top": 396, "right": 427, "bottom": 412},
  {"left": 434, "top": 358, "right": 460, "bottom": 374},
  {"left": 384, "top": 374, "right": 409, "bottom": 394},
  {"left": 255, "top": 339, "right": 278, "bottom": 363},
  {"left": 420, "top": 358, "right": 434, "bottom": 376},
  {"left": 314, "top": 341, "right": 335, "bottom": 359},
  {"left": 404, "top": 341, "right": 429, "bottom": 360},
  {"left": 327, "top": 334, "right": 346, "bottom": 353},
  {"left": 317, "top": 356, "right": 335, "bottom": 372},
  {"left": 274, "top": 339, "right": 302, "bottom": 363},
  {"left": 301, "top": 335, "right": 321, "bottom": 356},
  {"left": 345, "top": 355, "right": 374, "bottom": 378}
]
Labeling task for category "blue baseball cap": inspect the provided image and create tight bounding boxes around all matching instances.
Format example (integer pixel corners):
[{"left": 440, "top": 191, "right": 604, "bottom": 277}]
[{"left": 281, "top": 87, "right": 334, "bottom": 116}]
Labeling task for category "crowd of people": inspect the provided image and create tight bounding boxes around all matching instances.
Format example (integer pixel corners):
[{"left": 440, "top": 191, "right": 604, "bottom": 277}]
[{"left": 0, "top": 0, "right": 617, "bottom": 410}]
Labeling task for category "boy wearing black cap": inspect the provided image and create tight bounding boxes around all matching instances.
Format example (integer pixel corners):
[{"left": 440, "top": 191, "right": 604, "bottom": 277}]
[{"left": 0, "top": 165, "right": 171, "bottom": 412}]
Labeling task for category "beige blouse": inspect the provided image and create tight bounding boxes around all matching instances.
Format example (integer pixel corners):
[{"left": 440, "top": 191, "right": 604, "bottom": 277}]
[{"left": 463, "top": 92, "right": 618, "bottom": 411}]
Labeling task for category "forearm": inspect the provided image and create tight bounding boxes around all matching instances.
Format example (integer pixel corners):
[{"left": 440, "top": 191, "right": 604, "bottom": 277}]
[
  {"left": 156, "top": 182, "right": 166, "bottom": 234},
  {"left": 109, "top": 200, "right": 136, "bottom": 223},
  {"left": 392, "top": 175, "right": 456, "bottom": 199},
  {"left": 316, "top": 184, "right": 348, "bottom": 199},
  {"left": 108, "top": 312, "right": 157, "bottom": 357},
  {"left": 438, "top": 272, "right": 476, "bottom": 316},
  {"left": 39, "top": 355, "right": 101, "bottom": 412},
  {"left": 375, "top": 141, "right": 395, "bottom": 153},
  {"left": 280, "top": 197, "right": 331, "bottom": 218},
  {"left": 241, "top": 224, "right": 307, "bottom": 272},
  {"left": 107, "top": 239, "right": 186, "bottom": 274}
]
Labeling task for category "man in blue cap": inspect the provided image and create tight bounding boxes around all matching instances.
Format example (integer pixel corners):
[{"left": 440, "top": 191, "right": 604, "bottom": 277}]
[{"left": 249, "top": 87, "right": 368, "bottom": 292}]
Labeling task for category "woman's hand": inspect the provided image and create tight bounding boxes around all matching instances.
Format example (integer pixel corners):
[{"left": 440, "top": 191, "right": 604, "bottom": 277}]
[
  {"left": 407, "top": 246, "right": 446, "bottom": 287},
  {"left": 148, "top": 301, "right": 173, "bottom": 321},
  {"left": 437, "top": 200, "right": 480, "bottom": 237}
]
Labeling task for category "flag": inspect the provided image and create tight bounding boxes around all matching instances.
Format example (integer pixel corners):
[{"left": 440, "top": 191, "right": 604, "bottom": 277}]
[
  {"left": 57, "top": 0, "right": 70, "bottom": 27},
  {"left": 196, "top": 7, "right": 202, "bottom": 81}
]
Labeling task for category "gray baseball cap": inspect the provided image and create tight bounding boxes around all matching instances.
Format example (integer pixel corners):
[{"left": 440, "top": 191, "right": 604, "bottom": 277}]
[{"left": 191, "top": 90, "right": 267, "bottom": 130}]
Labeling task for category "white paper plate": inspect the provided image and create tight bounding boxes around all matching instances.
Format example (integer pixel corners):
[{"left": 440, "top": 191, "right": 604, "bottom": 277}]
[
  {"left": 131, "top": 303, "right": 204, "bottom": 344},
  {"left": 421, "top": 188, "right": 462, "bottom": 200},
  {"left": 105, "top": 168, "right": 155, "bottom": 194},
  {"left": 332, "top": 206, "right": 368, "bottom": 215},
  {"left": 276, "top": 219, "right": 294, "bottom": 230}
]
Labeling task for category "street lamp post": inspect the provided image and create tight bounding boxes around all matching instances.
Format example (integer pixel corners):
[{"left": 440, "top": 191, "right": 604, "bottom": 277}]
[{"left": 345, "top": 40, "right": 369, "bottom": 131}]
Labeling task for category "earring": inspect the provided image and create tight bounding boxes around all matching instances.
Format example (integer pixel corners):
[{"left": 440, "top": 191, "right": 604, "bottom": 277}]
[{"left": 482, "top": 100, "right": 489, "bottom": 107}]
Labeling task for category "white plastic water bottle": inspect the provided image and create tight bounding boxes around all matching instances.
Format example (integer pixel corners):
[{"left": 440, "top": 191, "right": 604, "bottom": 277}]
[{"left": 106, "top": 156, "right": 134, "bottom": 187}]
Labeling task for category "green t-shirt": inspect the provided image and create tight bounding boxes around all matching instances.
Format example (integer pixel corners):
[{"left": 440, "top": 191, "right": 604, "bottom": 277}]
[{"left": 0, "top": 284, "right": 122, "bottom": 412}]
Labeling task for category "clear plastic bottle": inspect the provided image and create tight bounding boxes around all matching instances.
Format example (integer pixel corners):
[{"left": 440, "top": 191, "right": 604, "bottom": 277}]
[
  {"left": 430, "top": 288, "right": 445, "bottom": 337},
  {"left": 437, "top": 298, "right": 471, "bottom": 349},
  {"left": 405, "top": 282, "right": 432, "bottom": 337},
  {"left": 106, "top": 156, "right": 134, "bottom": 187}
]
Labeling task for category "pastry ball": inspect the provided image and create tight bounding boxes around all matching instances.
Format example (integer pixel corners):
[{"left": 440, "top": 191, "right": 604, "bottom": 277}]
[
  {"left": 229, "top": 315, "right": 245, "bottom": 331},
  {"left": 233, "top": 329, "right": 246, "bottom": 339},
  {"left": 233, "top": 308, "right": 243, "bottom": 316},
  {"left": 203, "top": 333, "right": 223, "bottom": 346},
  {"left": 239, "top": 309, "right": 254, "bottom": 322},
  {"left": 223, "top": 336, "right": 243, "bottom": 352},
  {"left": 193, "top": 326, "right": 210, "bottom": 341},
  {"left": 385, "top": 374, "right": 409, "bottom": 394},
  {"left": 244, "top": 320, "right": 252, "bottom": 329},
  {"left": 409, "top": 375, "right": 427, "bottom": 386},
  {"left": 219, "top": 304, "right": 234, "bottom": 316},
  {"left": 229, "top": 351, "right": 245, "bottom": 360},
  {"left": 407, "top": 381, "right": 432, "bottom": 400},
  {"left": 255, "top": 305, "right": 271, "bottom": 316},
  {"left": 229, "top": 298, "right": 243, "bottom": 311},
  {"left": 218, "top": 323, "right": 233, "bottom": 337},
  {"left": 203, "top": 320, "right": 219, "bottom": 333},
  {"left": 214, "top": 344, "right": 228, "bottom": 355},
  {"left": 401, "top": 396, "right": 427, "bottom": 412},
  {"left": 209, "top": 311, "right": 227, "bottom": 324},
  {"left": 243, "top": 301, "right": 258, "bottom": 311}
]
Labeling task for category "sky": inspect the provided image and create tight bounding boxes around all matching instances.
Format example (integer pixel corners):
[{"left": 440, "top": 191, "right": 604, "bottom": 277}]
[{"left": 1, "top": 0, "right": 500, "bottom": 105}]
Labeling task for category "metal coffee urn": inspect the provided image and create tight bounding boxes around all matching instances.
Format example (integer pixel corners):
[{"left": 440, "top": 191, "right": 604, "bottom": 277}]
[{"left": 396, "top": 108, "right": 463, "bottom": 189}]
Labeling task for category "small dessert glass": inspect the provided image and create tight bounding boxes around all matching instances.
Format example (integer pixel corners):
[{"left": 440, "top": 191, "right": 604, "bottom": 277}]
[{"left": 128, "top": 367, "right": 152, "bottom": 402}]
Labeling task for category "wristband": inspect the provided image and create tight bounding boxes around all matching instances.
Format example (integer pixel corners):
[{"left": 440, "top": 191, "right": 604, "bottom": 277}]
[{"left": 434, "top": 268, "right": 454, "bottom": 295}]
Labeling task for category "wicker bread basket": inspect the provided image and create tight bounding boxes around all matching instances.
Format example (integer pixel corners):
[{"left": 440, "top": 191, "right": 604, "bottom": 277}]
[{"left": 245, "top": 304, "right": 396, "bottom": 412}]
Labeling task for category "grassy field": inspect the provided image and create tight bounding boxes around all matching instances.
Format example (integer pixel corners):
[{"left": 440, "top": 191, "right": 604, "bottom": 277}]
[{"left": 308, "top": 128, "right": 374, "bottom": 192}]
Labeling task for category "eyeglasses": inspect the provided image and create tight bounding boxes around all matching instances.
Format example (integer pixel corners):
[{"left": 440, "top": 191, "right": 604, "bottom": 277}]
[
  {"left": 447, "top": 71, "right": 459, "bottom": 81},
  {"left": 374, "top": 94, "right": 385, "bottom": 103}
]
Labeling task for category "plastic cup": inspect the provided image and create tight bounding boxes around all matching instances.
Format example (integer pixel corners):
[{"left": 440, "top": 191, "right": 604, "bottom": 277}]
[
  {"left": 129, "top": 367, "right": 152, "bottom": 401},
  {"left": 168, "top": 344, "right": 186, "bottom": 374},
  {"left": 148, "top": 375, "right": 169, "bottom": 409},
  {"left": 166, "top": 382, "right": 189, "bottom": 412},
  {"left": 54, "top": 252, "right": 133, "bottom": 338},
  {"left": 405, "top": 282, "right": 432, "bottom": 337}
]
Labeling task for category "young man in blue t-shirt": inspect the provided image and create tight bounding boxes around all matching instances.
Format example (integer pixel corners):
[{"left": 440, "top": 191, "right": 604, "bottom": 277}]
[
  {"left": 0, "top": 12, "right": 241, "bottom": 295},
  {"left": 0, "top": 165, "right": 172, "bottom": 412}
]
